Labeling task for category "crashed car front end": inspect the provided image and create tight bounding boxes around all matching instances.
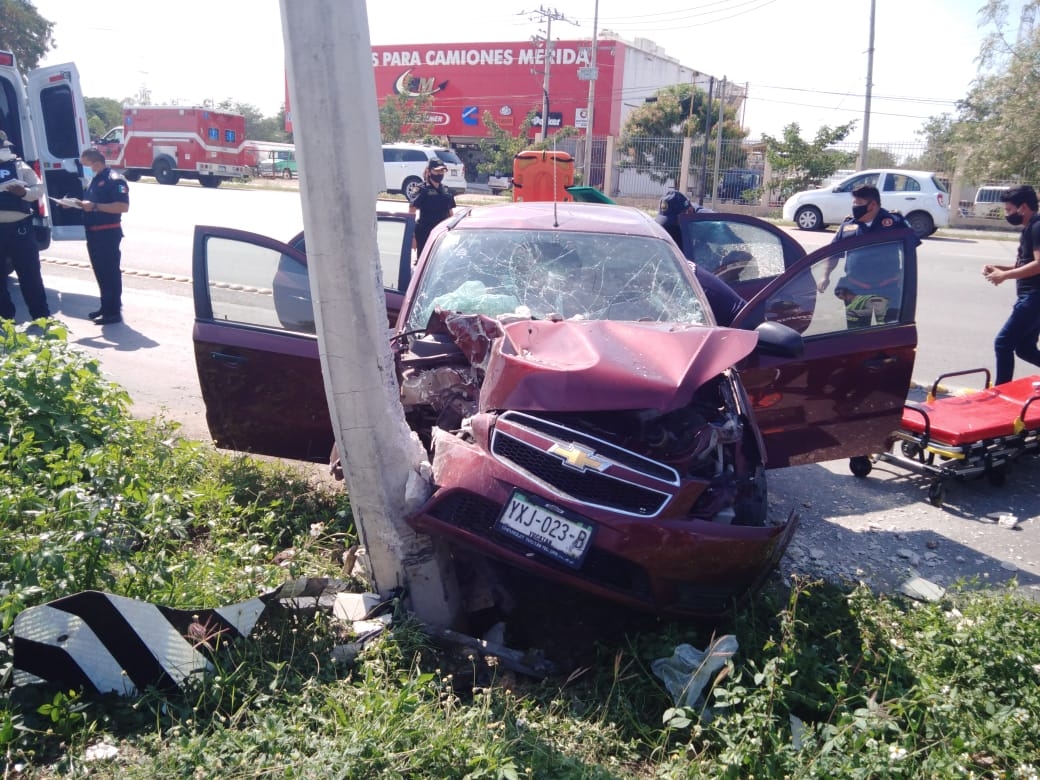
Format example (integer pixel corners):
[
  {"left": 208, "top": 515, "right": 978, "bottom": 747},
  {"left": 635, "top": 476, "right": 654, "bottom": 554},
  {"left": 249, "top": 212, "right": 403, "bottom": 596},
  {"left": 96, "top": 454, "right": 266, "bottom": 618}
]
[{"left": 397, "top": 310, "right": 797, "bottom": 618}]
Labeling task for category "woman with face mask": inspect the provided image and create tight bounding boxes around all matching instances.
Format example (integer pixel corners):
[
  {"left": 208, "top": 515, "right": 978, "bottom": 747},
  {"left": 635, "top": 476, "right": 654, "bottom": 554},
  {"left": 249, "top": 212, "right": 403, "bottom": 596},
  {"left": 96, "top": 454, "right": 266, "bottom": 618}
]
[
  {"left": 408, "top": 159, "right": 456, "bottom": 258},
  {"left": 983, "top": 185, "right": 1040, "bottom": 384},
  {"left": 0, "top": 130, "right": 50, "bottom": 322}
]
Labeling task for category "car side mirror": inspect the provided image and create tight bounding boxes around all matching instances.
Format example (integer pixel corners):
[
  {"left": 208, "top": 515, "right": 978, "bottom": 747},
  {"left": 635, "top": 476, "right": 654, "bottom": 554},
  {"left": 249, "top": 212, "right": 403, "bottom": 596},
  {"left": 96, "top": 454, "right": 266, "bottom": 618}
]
[{"left": 753, "top": 320, "right": 804, "bottom": 358}]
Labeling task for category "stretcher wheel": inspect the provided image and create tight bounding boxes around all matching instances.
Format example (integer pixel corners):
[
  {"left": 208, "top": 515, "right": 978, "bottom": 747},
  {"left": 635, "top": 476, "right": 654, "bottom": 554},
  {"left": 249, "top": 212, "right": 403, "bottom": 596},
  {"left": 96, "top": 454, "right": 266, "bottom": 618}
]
[
  {"left": 901, "top": 441, "right": 922, "bottom": 459},
  {"left": 849, "top": 456, "right": 872, "bottom": 477},
  {"left": 987, "top": 464, "right": 1008, "bottom": 487},
  {"left": 928, "top": 481, "right": 945, "bottom": 507}
]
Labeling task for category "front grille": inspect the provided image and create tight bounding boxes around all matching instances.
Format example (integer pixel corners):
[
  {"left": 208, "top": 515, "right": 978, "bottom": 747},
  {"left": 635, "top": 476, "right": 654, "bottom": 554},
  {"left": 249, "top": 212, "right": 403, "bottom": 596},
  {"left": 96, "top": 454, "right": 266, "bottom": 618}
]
[
  {"left": 493, "top": 434, "right": 667, "bottom": 515},
  {"left": 513, "top": 414, "right": 677, "bottom": 482}
]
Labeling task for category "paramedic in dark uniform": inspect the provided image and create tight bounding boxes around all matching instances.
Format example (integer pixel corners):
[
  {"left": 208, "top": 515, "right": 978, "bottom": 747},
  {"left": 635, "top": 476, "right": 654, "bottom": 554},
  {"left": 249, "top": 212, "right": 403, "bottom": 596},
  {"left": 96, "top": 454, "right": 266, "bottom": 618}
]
[
  {"left": 408, "top": 159, "right": 455, "bottom": 257},
  {"left": 78, "top": 148, "right": 129, "bottom": 324},
  {"left": 0, "top": 130, "right": 51, "bottom": 321},
  {"left": 655, "top": 189, "right": 747, "bottom": 326},
  {"left": 983, "top": 185, "right": 1040, "bottom": 384}
]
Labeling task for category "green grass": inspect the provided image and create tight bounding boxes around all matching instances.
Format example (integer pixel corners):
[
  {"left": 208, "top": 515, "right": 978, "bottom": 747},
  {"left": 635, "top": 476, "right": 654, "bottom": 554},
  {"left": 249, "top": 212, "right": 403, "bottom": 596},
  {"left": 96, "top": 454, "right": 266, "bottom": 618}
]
[{"left": 2, "top": 319, "right": 1039, "bottom": 778}]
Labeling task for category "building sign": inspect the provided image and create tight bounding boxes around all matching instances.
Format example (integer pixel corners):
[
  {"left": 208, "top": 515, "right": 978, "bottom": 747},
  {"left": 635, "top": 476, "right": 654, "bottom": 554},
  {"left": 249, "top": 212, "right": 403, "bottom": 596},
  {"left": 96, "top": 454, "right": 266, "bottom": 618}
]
[{"left": 371, "top": 41, "right": 619, "bottom": 138}]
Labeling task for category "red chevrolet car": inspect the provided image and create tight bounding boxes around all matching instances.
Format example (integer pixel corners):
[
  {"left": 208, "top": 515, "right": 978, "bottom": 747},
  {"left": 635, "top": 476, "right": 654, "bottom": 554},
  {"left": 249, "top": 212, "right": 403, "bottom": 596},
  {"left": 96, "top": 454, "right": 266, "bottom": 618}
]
[{"left": 192, "top": 202, "right": 919, "bottom": 616}]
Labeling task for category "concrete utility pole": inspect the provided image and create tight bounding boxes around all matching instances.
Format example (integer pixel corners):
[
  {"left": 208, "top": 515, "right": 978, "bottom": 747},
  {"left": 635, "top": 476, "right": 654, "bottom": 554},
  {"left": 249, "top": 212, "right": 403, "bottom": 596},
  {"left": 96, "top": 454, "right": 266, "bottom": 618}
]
[
  {"left": 280, "top": 0, "right": 462, "bottom": 629},
  {"left": 698, "top": 76, "right": 714, "bottom": 206},
  {"left": 857, "top": 0, "right": 876, "bottom": 170},
  {"left": 710, "top": 77, "right": 726, "bottom": 210},
  {"left": 529, "top": 6, "right": 575, "bottom": 142},
  {"left": 581, "top": 0, "right": 599, "bottom": 185}
]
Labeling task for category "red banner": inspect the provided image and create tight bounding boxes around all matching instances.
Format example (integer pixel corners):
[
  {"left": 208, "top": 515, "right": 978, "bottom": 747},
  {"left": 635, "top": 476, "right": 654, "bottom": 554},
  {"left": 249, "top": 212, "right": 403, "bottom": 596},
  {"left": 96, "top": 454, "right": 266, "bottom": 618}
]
[{"left": 371, "top": 40, "right": 620, "bottom": 138}]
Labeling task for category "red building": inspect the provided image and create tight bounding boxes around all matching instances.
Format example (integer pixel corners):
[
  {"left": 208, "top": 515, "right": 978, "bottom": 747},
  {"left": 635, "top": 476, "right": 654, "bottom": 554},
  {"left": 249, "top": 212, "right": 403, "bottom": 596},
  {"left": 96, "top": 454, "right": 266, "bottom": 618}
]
[{"left": 371, "top": 39, "right": 621, "bottom": 142}]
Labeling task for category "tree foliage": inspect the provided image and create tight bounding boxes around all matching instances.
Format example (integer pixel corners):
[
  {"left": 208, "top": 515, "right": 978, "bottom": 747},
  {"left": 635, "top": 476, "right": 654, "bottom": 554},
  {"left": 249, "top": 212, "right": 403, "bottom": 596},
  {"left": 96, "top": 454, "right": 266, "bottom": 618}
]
[
  {"left": 476, "top": 110, "right": 580, "bottom": 177},
  {"left": 618, "top": 83, "right": 748, "bottom": 186},
  {"left": 763, "top": 122, "right": 857, "bottom": 200},
  {"left": 953, "top": 0, "right": 1040, "bottom": 181},
  {"left": 904, "top": 113, "right": 959, "bottom": 173},
  {"left": 0, "top": 0, "right": 53, "bottom": 71},
  {"left": 378, "top": 92, "right": 435, "bottom": 143},
  {"left": 84, "top": 97, "right": 123, "bottom": 140}
]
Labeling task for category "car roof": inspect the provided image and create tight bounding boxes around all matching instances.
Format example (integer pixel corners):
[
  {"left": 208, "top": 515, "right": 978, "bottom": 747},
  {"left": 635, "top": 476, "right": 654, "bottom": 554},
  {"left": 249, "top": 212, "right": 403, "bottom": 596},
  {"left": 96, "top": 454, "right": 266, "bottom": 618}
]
[
  {"left": 451, "top": 201, "right": 663, "bottom": 238},
  {"left": 845, "top": 168, "right": 940, "bottom": 179}
]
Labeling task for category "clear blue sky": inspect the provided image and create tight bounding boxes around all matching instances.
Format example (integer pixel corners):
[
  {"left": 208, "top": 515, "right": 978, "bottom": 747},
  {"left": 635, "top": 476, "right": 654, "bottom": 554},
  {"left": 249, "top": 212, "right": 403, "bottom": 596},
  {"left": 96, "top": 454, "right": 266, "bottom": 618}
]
[{"left": 32, "top": 0, "right": 1004, "bottom": 142}]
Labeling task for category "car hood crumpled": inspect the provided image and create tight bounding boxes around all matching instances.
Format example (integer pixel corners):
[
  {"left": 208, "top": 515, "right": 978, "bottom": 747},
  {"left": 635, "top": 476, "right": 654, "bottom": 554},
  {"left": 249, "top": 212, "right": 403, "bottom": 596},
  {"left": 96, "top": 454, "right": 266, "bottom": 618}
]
[{"left": 479, "top": 319, "right": 759, "bottom": 414}]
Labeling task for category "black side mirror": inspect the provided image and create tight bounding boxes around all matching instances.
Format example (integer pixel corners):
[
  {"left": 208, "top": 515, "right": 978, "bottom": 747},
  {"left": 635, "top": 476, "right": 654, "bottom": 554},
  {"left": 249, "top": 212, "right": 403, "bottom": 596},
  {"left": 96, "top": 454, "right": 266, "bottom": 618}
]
[{"left": 753, "top": 320, "right": 804, "bottom": 358}]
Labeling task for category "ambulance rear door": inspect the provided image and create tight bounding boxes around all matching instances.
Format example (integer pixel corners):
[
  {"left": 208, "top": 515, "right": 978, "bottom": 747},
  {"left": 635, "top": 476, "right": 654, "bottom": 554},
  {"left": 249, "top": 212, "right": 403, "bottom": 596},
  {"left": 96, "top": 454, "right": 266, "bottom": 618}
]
[{"left": 27, "top": 62, "right": 89, "bottom": 241}]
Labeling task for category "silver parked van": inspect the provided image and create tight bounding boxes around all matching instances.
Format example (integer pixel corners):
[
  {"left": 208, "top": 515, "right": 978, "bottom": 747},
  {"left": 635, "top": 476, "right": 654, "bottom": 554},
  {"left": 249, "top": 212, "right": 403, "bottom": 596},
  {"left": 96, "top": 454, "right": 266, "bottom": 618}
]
[{"left": 973, "top": 185, "right": 1008, "bottom": 218}]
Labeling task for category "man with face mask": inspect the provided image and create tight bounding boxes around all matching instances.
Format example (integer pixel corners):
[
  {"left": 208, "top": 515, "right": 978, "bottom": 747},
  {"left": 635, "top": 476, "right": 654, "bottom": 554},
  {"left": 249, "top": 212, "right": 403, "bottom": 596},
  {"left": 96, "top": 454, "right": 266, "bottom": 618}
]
[
  {"left": 983, "top": 185, "right": 1040, "bottom": 383},
  {"left": 817, "top": 184, "right": 916, "bottom": 294},
  {"left": 0, "top": 130, "right": 50, "bottom": 322},
  {"left": 408, "top": 159, "right": 456, "bottom": 257}
]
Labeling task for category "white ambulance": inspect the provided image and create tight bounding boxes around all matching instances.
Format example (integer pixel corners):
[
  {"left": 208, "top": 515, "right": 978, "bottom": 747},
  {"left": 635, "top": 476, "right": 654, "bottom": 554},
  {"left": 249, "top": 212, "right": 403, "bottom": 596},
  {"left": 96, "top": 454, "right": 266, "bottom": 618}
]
[{"left": 0, "top": 48, "right": 90, "bottom": 262}]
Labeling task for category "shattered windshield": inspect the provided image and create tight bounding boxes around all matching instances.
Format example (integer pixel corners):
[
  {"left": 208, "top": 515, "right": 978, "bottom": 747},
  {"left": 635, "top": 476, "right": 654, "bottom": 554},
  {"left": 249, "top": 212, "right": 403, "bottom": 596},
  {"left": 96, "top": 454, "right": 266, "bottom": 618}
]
[{"left": 405, "top": 229, "right": 708, "bottom": 331}]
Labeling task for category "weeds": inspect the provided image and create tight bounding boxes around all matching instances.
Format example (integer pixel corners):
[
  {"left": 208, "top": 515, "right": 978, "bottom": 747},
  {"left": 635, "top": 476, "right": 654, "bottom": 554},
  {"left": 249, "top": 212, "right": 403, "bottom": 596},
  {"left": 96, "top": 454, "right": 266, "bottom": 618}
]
[{"left": 2, "top": 321, "right": 1039, "bottom": 778}]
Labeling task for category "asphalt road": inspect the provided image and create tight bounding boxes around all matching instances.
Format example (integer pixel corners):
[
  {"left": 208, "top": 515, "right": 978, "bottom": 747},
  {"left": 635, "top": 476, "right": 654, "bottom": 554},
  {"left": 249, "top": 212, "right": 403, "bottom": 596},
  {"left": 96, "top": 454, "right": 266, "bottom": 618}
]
[{"left": 9, "top": 181, "right": 1040, "bottom": 602}]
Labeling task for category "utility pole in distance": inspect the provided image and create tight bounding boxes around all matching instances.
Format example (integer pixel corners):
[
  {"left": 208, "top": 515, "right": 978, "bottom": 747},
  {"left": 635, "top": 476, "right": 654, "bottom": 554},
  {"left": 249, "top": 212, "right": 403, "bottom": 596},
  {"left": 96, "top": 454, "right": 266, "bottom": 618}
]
[
  {"left": 581, "top": 0, "right": 600, "bottom": 185},
  {"left": 527, "top": 6, "right": 575, "bottom": 143},
  {"left": 857, "top": 0, "right": 876, "bottom": 170}
]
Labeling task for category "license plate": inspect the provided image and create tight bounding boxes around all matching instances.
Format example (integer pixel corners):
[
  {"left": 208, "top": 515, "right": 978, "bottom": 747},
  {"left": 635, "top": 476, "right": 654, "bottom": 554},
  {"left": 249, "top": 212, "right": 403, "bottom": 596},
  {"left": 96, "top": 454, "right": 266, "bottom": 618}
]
[{"left": 494, "top": 490, "right": 595, "bottom": 569}]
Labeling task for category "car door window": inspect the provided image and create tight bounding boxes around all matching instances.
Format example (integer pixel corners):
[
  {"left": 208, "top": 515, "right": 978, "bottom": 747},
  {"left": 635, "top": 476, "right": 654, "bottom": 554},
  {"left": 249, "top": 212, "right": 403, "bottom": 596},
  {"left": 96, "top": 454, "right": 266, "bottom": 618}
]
[
  {"left": 884, "top": 173, "right": 920, "bottom": 193},
  {"left": 760, "top": 239, "right": 906, "bottom": 335},
  {"left": 835, "top": 173, "right": 879, "bottom": 193},
  {"left": 204, "top": 219, "right": 412, "bottom": 335},
  {"left": 685, "top": 219, "right": 787, "bottom": 284}
]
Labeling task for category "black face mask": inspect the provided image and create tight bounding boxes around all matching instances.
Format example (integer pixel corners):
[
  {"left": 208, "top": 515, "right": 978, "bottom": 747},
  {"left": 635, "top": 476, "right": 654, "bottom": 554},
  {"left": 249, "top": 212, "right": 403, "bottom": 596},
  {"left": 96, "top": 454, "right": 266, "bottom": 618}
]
[
  {"left": 1006, "top": 212, "right": 1024, "bottom": 226},
  {"left": 851, "top": 204, "right": 870, "bottom": 220},
  {"left": 429, "top": 174, "right": 444, "bottom": 183}
]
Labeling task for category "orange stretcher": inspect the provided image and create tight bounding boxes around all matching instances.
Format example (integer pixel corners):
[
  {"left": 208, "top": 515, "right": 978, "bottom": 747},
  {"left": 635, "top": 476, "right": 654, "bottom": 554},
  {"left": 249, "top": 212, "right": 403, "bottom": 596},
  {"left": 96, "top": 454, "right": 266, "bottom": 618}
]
[{"left": 851, "top": 369, "right": 1040, "bottom": 507}]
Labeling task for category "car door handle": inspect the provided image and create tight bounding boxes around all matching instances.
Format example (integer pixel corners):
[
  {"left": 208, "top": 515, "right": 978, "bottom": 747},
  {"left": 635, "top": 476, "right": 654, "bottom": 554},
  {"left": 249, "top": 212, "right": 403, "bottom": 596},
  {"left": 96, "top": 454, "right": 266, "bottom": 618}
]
[{"left": 211, "top": 351, "right": 248, "bottom": 366}]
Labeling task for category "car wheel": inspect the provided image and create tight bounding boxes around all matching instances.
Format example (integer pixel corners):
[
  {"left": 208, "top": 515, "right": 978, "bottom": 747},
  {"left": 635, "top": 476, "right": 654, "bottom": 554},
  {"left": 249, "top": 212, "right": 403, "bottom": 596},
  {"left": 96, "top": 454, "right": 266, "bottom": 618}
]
[
  {"left": 732, "top": 464, "right": 768, "bottom": 527},
  {"left": 403, "top": 176, "right": 422, "bottom": 200},
  {"left": 124, "top": 171, "right": 141, "bottom": 182},
  {"left": 199, "top": 175, "right": 221, "bottom": 188},
  {"left": 905, "top": 211, "right": 935, "bottom": 238},
  {"left": 283, "top": 168, "right": 293, "bottom": 179},
  {"left": 794, "top": 205, "right": 823, "bottom": 231},
  {"left": 153, "top": 158, "right": 180, "bottom": 185}
]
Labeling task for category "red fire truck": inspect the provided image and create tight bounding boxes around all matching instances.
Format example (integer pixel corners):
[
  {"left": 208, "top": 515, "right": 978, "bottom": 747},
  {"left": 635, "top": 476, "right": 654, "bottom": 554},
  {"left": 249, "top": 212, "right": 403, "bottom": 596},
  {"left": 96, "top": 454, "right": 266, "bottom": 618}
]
[{"left": 94, "top": 106, "right": 248, "bottom": 187}]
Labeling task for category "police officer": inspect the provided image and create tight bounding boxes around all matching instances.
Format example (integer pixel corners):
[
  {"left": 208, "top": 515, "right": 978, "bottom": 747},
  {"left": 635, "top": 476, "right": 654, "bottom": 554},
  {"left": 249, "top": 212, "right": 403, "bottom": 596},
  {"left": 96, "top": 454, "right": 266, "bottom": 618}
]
[
  {"left": 0, "top": 130, "right": 50, "bottom": 321},
  {"left": 77, "top": 148, "right": 129, "bottom": 324},
  {"left": 817, "top": 184, "right": 917, "bottom": 294},
  {"left": 408, "top": 159, "right": 456, "bottom": 257}
]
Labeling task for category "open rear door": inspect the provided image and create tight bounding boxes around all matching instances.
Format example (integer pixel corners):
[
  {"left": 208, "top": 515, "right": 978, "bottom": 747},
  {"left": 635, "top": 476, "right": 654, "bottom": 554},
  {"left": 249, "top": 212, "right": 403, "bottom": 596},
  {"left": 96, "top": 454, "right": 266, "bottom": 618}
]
[{"left": 27, "top": 62, "right": 89, "bottom": 241}]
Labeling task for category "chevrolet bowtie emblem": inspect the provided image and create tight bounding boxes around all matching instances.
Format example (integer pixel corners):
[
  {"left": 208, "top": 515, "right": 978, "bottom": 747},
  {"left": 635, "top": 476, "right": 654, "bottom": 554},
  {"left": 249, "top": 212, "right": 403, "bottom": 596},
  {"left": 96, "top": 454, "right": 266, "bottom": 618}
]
[{"left": 549, "top": 442, "right": 609, "bottom": 472}]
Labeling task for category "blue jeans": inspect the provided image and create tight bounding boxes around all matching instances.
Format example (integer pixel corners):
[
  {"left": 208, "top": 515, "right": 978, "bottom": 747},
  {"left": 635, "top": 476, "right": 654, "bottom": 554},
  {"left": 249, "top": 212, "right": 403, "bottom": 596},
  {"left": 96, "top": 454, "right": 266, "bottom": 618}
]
[{"left": 994, "top": 291, "right": 1040, "bottom": 384}]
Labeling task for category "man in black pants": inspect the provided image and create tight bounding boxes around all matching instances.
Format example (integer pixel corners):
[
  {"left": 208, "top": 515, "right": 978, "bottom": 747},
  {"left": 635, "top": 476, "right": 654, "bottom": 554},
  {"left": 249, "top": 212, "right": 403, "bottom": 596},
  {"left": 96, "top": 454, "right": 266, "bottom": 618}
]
[
  {"left": 409, "top": 160, "right": 456, "bottom": 257},
  {"left": 78, "top": 148, "right": 129, "bottom": 324},
  {"left": 0, "top": 130, "right": 50, "bottom": 322}
]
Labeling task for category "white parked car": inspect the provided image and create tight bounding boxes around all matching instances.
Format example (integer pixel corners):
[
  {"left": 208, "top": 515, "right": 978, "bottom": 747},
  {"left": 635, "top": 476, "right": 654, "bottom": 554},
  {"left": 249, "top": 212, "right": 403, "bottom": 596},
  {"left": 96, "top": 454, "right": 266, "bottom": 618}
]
[
  {"left": 782, "top": 169, "right": 950, "bottom": 238},
  {"left": 381, "top": 142, "right": 467, "bottom": 199}
]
